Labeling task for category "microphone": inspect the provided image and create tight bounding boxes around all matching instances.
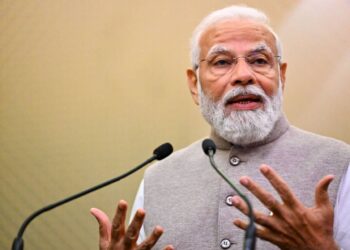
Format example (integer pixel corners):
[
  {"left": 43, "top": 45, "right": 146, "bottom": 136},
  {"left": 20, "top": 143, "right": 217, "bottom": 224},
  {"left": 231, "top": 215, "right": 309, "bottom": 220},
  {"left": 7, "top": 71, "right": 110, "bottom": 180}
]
[
  {"left": 153, "top": 142, "right": 173, "bottom": 160},
  {"left": 202, "top": 139, "right": 256, "bottom": 250},
  {"left": 12, "top": 142, "right": 173, "bottom": 250}
]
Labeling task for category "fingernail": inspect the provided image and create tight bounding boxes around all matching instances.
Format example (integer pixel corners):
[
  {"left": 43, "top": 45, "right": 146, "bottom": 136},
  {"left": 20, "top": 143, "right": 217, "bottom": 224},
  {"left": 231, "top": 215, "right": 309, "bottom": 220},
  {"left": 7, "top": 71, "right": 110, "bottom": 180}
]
[
  {"left": 233, "top": 220, "right": 240, "bottom": 227},
  {"left": 231, "top": 196, "right": 239, "bottom": 206},
  {"left": 136, "top": 209, "right": 145, "bottom": 219},
  {"left": 260, "top": 165, "right": 269, "bottom": 174},
  {"left": 118, "top": 200, "right": 128, "bottom": 210},
  {"left": 240, "top": 177, "right": 249, "bottom": 186},
  {"left": 154, "top": 226, "right": 164, "bottom": 236},
  {"left": 90, "top": 208, "right": 98, "bottom": 215}
]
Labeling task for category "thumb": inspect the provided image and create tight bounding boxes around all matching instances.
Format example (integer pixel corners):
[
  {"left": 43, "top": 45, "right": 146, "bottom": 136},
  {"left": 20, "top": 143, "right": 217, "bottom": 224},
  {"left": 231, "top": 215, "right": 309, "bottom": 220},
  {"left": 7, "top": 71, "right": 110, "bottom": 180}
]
[
  {"left": 90, "top": 208, "right": 112, "bottom": 250},
  {"left": 315, "top": 175, "right": 334, "bottom": 207}
]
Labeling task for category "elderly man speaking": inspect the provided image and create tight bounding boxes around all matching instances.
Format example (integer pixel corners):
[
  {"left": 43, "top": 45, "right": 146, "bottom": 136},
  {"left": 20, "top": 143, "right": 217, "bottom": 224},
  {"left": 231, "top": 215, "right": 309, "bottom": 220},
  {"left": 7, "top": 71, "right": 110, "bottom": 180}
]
[{"left": 90, "top": 5, "right": 350, "bottom": 250}]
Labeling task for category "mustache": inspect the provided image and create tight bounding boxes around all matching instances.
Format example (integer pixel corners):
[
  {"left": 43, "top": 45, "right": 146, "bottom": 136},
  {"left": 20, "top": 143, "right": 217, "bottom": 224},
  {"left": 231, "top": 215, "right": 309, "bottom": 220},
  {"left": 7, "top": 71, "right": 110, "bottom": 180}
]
[{"left": 222, "top": 85, "right": 269, "bottom": 105}]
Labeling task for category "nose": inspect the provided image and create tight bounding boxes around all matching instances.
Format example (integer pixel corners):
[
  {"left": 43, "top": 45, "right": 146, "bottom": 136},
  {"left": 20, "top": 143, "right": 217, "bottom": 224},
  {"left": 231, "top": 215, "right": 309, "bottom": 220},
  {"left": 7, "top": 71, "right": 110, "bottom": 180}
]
[{"left": 229, "top": 58, "right": 255, "bottom": 86}]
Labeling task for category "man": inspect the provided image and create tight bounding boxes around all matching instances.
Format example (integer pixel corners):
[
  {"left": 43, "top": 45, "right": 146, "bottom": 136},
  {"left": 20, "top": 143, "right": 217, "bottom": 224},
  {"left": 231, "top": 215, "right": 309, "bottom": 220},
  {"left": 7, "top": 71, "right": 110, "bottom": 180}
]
[{"left": 90, "top": 5, "right": 350, "bottom": 250}]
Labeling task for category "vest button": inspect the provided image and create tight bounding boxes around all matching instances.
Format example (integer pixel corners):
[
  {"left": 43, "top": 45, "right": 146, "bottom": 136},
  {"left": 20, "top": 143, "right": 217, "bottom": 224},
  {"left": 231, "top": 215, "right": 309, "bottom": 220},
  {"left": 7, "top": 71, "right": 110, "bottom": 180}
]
[
  {"left": 229, "top": 156, "right": 240, "bottom": 166},
  {"left": 225, "top": 195, "right": 234, "bottom": 206},
  {"left": 220, "top": 239, "right": 231, "bottom": 249}
]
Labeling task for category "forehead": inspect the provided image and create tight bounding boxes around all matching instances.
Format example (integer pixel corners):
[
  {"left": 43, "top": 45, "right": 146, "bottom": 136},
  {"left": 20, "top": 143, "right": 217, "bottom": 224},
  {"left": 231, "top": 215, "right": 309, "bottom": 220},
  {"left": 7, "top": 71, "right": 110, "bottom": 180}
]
[{"left": 199, "top": 19, "right": 277, "bottom": 56}]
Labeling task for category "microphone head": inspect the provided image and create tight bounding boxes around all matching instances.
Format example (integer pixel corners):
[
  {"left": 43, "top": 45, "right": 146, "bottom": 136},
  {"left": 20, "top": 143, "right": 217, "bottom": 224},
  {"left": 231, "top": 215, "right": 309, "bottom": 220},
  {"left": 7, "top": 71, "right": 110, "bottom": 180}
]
[
  {"left": 153, "top": 143, "right": 173, "bottom": 160},
  {"left": 202, "top": 139, "right": 216, "bottom": 156}
]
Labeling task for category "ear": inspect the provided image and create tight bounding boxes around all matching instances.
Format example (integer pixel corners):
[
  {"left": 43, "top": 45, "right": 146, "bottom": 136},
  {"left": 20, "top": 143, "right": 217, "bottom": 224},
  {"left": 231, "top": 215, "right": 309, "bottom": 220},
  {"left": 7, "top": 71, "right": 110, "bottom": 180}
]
[
  {"left": 186, "top": 68, "right": 200, "bottom": 105},
  {"left": 279, "top": 62, "right": 287, "bottom": 91}
]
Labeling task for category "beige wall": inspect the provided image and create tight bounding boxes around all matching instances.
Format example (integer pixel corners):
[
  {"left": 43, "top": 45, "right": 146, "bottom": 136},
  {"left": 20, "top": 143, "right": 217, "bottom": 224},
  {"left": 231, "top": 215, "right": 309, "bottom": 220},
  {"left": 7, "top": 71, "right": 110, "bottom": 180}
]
[{"left": 1, "top": 1, "right": 349, "bottom": 249}]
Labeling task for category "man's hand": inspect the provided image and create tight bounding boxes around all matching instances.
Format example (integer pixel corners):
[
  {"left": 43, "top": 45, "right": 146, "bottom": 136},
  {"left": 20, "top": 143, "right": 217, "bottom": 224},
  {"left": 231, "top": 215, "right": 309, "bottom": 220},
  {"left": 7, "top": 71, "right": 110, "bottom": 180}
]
[
  {"left": 232, "top": 164, "right": 339, "bottom": 250},
  {"left": 90, "top": 200, "right": 174, "bottom": 250}
]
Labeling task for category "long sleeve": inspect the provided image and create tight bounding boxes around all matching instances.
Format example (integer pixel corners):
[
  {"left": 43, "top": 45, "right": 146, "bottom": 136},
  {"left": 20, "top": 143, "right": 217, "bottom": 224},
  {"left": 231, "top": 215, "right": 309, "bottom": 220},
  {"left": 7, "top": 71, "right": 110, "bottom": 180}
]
[
  {"left": 129, "top": 179, "right": 146, "bottom": 243},
  {"left": 334, "top": 163, "right": 350, "bottom": 250}
]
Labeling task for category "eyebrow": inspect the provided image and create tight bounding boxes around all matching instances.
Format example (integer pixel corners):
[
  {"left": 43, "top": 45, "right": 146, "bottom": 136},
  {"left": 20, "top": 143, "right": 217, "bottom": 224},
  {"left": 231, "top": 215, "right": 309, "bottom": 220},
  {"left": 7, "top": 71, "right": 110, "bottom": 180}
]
[
  {"left": 250, "top": 43, "right": 273, "bottom": 54},
  {"left": 205, "top": 43, "right": 273, "bottom": 58},
  {"left": 206, "top": 45, "right": 230, "bottom": 58}
]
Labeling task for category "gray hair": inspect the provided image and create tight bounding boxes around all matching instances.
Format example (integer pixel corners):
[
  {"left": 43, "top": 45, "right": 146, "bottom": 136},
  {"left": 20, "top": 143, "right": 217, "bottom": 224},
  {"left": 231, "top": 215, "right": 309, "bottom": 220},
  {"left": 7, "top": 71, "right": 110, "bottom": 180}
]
[{"left": 190, "top": 5, "right": 283, "bottom": 69}]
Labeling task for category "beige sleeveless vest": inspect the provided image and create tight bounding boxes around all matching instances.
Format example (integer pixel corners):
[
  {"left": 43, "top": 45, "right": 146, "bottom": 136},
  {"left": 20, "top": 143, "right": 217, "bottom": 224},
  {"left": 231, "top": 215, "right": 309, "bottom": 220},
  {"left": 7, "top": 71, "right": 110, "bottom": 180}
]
[{"left": 144, "top": 116, "right": 350, "bottom": 250}]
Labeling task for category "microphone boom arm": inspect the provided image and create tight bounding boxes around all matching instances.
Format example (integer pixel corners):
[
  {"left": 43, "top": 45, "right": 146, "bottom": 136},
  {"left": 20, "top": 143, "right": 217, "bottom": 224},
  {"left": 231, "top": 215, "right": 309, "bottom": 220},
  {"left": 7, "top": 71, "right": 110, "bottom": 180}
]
[
  {"left": 207, "top": 149, "right": 256, "bottom": 250},
  {"left": 12, "top": 155, "right": 157, "bottom": 250},
  {"left": 12, "top": 141, "right": 173, "bottom": 250}
]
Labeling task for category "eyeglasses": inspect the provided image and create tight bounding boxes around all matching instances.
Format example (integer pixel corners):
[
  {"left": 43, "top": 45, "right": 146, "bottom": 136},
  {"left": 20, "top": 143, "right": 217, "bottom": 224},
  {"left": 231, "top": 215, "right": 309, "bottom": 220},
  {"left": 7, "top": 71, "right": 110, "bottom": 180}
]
[{"left": 199, "top": 52, "right": 281, "bottom": 76}]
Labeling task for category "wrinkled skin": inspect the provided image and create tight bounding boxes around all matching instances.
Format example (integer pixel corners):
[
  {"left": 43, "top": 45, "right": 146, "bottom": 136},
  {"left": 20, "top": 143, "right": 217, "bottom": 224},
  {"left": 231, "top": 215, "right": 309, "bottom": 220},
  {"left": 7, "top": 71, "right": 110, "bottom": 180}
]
[
  {"left": 232, "top": 164, "right": 339, "bottom": 250},
  {"left": 90, "top": 200, "right": 174, "bottom": 250}
]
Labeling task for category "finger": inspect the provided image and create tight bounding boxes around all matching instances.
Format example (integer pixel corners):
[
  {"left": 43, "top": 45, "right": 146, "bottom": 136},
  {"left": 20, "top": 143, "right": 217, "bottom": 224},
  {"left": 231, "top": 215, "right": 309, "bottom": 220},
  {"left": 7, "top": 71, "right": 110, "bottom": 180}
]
[
  {"left": 231, "top": 196, "right": 275, "bottom": 228},
  {"left": 137, "top": 226, "right": 164, "bottom": 250},
  {"left": 124, "top": 208, "right": 146, "bottom": 248},
  {"left": 111, "top": 200, "right": 128, "bottom": 243},
  {"left": 162, "top": 245, "right": 175, "bottom": 250},
  {"left": 315, "top": 175, "right": 334, "bottom": 207},
  {"left": 239, "top": 176, "right": 281, "bottom": 213},
  {"left": 90, "top": 208, "right": 112, "bottom": 250},
  {"left": 233, "top": 219, "right": 285, "bottom": 246},
  {"left": 259, "top": 165, "right": 300, "bottom": 207}
]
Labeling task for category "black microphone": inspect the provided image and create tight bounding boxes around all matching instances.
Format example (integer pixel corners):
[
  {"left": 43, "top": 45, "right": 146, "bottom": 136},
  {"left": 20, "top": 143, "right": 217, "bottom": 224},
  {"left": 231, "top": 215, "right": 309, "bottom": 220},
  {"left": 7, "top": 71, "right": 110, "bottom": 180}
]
[
  {"left": 12, "top": 142, "right": 173, "bottom": 250},
  {"left": 202, "top": 139, "right": 256, "bottom": 250}
]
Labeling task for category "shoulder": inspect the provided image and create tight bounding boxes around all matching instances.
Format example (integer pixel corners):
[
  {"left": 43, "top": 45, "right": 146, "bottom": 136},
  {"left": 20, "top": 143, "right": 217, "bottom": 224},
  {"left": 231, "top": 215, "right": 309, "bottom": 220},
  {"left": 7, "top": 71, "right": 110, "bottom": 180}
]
[
  {"left": 285, "top": 126, "right": 350, "bottom": 153},
  {"left": 145, "top": 139, "right": 207, "bottom": 178}
]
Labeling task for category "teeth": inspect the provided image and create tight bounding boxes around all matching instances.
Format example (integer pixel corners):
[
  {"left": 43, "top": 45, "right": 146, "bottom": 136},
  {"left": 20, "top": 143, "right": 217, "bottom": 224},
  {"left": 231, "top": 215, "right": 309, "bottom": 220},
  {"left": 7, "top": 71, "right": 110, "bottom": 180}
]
[{"left": 226, "top": 96, "right": 261, "bottom": 105}]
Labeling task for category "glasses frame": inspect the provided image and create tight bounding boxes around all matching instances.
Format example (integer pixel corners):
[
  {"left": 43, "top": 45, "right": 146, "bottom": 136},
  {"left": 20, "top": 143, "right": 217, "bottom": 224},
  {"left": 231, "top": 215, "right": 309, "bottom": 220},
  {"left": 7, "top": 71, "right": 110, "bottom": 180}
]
[{"left": 197, "top": 53, "right": 281, "bottom": 76}]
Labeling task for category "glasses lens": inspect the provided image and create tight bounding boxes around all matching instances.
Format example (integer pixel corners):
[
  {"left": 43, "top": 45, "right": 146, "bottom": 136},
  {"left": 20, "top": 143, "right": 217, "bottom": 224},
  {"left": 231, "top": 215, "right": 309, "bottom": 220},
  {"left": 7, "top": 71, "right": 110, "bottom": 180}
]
[
  {"left": 207, "top": 55, "right": 233, "bottom": 76},
  {"left": 246, "top": 53, "right": 275, "bottom": 74}
]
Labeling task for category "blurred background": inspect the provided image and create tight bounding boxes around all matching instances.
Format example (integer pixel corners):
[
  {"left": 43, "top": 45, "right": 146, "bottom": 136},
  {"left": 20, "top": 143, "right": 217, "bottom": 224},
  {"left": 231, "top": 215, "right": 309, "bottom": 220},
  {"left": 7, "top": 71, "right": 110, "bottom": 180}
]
[{"left": 1, "top": 0, "right": 349, "bottom": 249}]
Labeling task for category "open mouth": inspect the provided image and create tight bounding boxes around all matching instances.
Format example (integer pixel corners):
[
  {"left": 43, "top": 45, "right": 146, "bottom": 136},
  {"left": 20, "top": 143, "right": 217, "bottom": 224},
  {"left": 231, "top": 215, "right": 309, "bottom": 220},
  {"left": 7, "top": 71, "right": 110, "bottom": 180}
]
[
  {"left": 225, "top": 94, "right": 263, "bottom": 110},
  {"left": 227, "top": 94, "right": 262, "bottom": 104}
]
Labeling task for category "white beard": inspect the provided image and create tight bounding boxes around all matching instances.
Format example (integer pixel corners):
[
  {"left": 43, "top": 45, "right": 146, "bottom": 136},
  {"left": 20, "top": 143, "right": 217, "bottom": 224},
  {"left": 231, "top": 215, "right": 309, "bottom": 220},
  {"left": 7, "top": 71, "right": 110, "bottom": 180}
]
[{"left": 198, "top": 82, "right": 283, "bottom": 146}]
